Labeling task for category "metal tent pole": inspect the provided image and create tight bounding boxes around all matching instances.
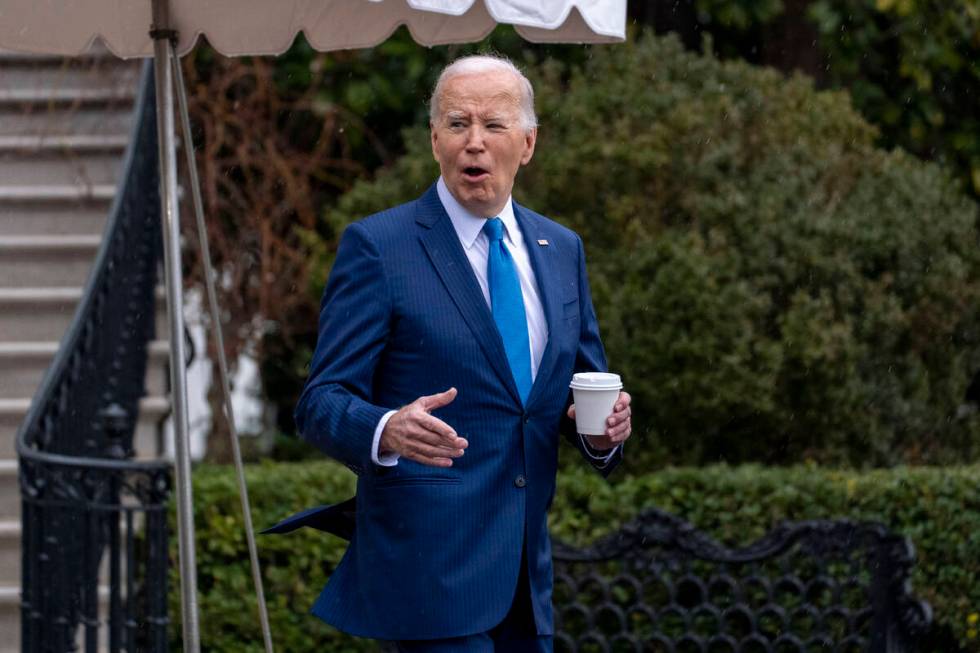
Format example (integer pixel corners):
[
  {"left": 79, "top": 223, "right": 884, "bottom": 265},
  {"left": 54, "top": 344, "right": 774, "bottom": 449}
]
[
  {"left": 150, "top": 0, "right": 201, "bottom": 651},
  {"left": 170, "top": 39, "right": 276, "bottom": 653}
]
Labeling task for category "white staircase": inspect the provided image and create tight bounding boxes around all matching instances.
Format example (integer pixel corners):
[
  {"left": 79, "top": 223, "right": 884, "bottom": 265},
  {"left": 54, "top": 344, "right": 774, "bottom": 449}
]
[{"left": 0, "top": 48, "right": 170, "bottom": 650}]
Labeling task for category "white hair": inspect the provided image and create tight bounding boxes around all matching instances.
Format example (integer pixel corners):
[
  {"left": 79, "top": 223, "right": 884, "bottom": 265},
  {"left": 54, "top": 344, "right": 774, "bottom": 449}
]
[{"left": 429, "top": 54, "right": 538, "bottom": 133}]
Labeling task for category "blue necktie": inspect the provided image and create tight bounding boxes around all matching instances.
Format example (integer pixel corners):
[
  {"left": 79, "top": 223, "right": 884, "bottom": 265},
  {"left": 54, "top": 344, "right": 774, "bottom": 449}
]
[{"left": 484, "top": 218, "right": 532, "bottom": 404}]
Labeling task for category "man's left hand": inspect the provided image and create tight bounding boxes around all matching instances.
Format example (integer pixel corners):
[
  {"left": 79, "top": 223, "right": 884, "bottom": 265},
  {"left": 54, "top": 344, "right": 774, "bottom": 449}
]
[{"left": 567, "top": 391, "right": 632, "bottom": 451}]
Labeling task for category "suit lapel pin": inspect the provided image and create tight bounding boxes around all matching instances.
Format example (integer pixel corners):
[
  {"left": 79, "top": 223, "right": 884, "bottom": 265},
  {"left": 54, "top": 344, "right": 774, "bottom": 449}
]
[{"left": 537, "top": 239, "right": 549, "bottom": 246}]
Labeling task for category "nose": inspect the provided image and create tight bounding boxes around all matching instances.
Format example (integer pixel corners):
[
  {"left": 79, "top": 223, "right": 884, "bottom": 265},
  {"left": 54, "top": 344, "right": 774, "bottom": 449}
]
[{"left": 464, "top": 125, "right": 486, "bottom": 152}]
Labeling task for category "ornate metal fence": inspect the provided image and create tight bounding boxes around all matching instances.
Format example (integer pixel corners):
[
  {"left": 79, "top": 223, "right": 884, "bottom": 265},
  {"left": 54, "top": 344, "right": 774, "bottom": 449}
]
[
  {"left": 17, "top": 62, "right": 172, "bottom": 652},
  {"left": 552, "top": 508, "right": 932, "bottom": 653}
]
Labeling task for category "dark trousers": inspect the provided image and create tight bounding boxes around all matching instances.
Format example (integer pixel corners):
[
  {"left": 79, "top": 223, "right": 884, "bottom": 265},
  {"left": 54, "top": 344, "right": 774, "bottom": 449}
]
[{"left": 393, "top": 546, "right": 553, "bottom": 653}]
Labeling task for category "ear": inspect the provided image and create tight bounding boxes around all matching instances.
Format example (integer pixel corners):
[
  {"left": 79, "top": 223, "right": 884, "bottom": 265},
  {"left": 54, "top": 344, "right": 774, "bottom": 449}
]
[
  {"left": 520, "top": 127, "right": 537, "bottom": 166},
  {"left": 430, "top": 122, "right": 439, "bottom": 160}
]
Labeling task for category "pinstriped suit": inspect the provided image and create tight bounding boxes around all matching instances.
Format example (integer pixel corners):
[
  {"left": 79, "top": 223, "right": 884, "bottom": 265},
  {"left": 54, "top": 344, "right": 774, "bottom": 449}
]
[{"left": 290, "top": 183, "right": 621, "bottom": 641}]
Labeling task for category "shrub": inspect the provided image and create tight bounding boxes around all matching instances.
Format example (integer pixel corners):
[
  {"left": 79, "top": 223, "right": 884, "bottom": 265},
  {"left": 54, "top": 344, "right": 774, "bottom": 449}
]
[
  {"left": 171, "top": 460, "right": 980, "bottom": 651},
  {"left": 169, "top": 463, "right": 367, "bottom": 652},
  {"left": 320, "top": 32, "right": 980, "bottom": 468}
]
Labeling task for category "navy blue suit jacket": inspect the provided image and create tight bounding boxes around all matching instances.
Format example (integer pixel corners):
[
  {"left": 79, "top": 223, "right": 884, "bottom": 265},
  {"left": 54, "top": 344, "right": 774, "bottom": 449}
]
[{"left": 286, "top": 184, "right": 620, "bottom": 640}]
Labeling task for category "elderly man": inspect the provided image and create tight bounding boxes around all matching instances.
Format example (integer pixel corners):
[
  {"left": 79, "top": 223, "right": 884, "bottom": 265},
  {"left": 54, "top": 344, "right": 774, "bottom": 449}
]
[{"left": 287, "top": 54, "right": 632, "bottom": 652}]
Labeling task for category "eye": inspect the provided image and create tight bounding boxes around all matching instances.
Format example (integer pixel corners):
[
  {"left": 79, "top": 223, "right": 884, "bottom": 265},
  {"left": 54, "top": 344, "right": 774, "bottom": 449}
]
[
  {"left": 487, "top": 123, "right": 505, "bottom": 131},
  {"left": 449, "top": 120, "right": 466, "bottom": 129}
]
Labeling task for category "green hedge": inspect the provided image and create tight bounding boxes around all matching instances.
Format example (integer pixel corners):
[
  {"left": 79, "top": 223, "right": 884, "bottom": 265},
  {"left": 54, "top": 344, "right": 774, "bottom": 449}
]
[{"left": 171, "top": 461, "right": 980, "bottom": 651}]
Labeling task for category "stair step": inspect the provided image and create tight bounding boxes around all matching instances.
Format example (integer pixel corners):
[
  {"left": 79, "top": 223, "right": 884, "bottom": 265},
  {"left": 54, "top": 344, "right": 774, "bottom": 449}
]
[
  {"left": 0, "top": 86, "right": 136, "bottom": 106},
  {"left": 0, "top": 584, "right": 16, "bottom": 653},
  {"left": 132, "top": 395, "right": 171, "bottom": 460},
  {"left": 0, "top": 235, "right": 102, "bottom": 249},
  {"left": 0, "top": 49, "right": 67, "bottom": 62},
  {"left": 0, "top": 288, "right": 85, "bottom": 342},
  {"left": 0, "top": 521, "right": 19, "bottom": 587},
  {"left": 0, "top": 134, "right": 128, "bottom": 152},
  {"left": 0, "top": 184, "right": 115, "bottom": 202},
  {"left": 0, "top": 62, "right": 137, "bottom": 88},
  {"left": 0, "top": 235, "right": 100, "bottom": 287},
  {"left": 0, "top": 150, "right": 123, "bottom": 187},
  {"left": 0, "top": 340, "right": 171, "bottom": 400},
  {"left": 0, "top": 200, "right": 109, "bottom": 236},
  {"left": 0, "top": 44, "right": 115, "bottom": 63},
  {"left": 0, "top": 464, "right": 16, "bottom": 521},
  {"left": 0, "top": 287, "right": 169, "bottom": 342},
  {"left": 0, "top": 62, "right": 139, "bottom": 109},
  {"left": 0, "top": 107, "right": 133, "bottom": 138},
  {"left": 0, "top": 396, "right": 170, "bottom": 462}
]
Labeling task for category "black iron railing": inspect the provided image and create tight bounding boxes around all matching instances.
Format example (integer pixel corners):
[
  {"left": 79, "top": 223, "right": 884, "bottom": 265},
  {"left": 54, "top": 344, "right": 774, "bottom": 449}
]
[
  {"left": 552, "top": 507, "right": 932, "bottom": 652},
  {"left": 17, "top": 61, "right": 172, "bottom": 652}
]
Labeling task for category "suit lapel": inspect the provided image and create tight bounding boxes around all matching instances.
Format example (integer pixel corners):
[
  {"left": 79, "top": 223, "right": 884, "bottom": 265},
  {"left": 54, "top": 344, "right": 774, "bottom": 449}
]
[
  {"left": 514, "top": 203, "right": 562, "bottom": 409},
  {"left": 416, "top": 186, "right": 522, "bottom": 405}
]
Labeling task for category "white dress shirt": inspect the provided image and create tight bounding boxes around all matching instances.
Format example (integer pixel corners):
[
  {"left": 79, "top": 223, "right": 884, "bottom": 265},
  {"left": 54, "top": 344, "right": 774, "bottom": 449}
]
[{"left": 370, "top": 178, "right": 617, "bottom": 465}]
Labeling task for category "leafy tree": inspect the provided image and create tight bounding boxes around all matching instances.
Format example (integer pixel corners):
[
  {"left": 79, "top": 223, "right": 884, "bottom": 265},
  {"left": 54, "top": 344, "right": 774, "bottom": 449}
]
[
  {"left": 808, "top": 0, "right": 980, "bottom": 195},
  {"left": 321, "top": 32, "right": 980, "bottom": 468},
  {"left": 631, "top": 0, "right": 980, "bottom": 197}
]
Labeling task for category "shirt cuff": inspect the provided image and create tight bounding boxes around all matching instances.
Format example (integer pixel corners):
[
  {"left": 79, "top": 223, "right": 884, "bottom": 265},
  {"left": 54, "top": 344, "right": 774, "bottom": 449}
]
[
  {"left": 579, "top": 433, "right": 620, "bottom": 464},
  {"left": 371, "top": 410, "right": 400, "bottom": 466}
]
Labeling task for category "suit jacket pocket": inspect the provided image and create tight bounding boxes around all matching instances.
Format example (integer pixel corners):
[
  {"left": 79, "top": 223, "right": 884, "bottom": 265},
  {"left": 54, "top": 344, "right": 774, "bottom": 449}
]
[{"left": 372, "top": 474, "right": 462, "bottom": 489}]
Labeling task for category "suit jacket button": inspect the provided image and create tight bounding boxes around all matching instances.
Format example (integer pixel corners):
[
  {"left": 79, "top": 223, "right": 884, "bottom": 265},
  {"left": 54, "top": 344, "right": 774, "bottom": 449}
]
[
  {"left": 514, "top": 475, "right": 526, "bottom": 488},
  {"left": 523, "top": 413, "right": 530, "bottom": 424}
]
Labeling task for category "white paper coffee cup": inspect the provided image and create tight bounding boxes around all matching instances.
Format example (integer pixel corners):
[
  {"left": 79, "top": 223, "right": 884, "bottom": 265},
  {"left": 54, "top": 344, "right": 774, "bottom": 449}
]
[{"left": 569, "top": 372, "right": 623, "bottom": 435}]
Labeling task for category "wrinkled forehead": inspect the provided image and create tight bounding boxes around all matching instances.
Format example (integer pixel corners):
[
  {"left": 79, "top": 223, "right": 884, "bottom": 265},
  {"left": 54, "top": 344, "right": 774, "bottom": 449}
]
[{"left": 436, "top": 71, "right": 524, "bottom": 117}]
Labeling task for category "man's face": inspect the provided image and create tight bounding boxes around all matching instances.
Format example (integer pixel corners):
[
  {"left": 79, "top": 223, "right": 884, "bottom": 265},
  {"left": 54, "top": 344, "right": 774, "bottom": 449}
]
[{"left": 431, "top": 71, "right": 537, "bottom": 218}]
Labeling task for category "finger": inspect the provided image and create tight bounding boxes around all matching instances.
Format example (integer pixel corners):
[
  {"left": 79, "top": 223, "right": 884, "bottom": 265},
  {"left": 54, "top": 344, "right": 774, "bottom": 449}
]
[
  {"left": 605, "top": 421, "right": 631, "bottom": 440},
  {"left": 606, "top": 411, "right": 631, "bottom": 431},
  {"left": 611, "top": 403, "right": 631, "bottom": 417},
  {"left": 398, "top": 410, "right": 456, "bottom": 440},
  {"left": 401, "top": 425, "right": 467, "bottom": 452},
  {"left": 404, "top": 439, "right": 466, "bottom": 460},
  {"left": 406, "top": 452, "right": 456, "bottom": 468},
  {"left": 614, "top": 391, "right": 632, "bottom": 412},
  {"left": 614, "top": 428, "right": 632, "bottom": 443},
  {"left": 606, "top": 407, "right": 631, "bottom": 427},
  {"left": 606, "top": 414, "right": 632, "bottom": 438},
  {"left": 567, "top": 404, "right": 576, "bottom": 419},
  {"left": 416, "top": 413, "right": 467, "bottom": 447},
  {"left": 419, "top": 387, "right": 458, "bottom": 412}
]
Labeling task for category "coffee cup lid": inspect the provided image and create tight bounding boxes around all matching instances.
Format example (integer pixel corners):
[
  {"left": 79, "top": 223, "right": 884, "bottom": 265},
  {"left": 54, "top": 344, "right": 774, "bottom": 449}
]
[{"left": 569, "top": 372, "right": 622, "bottom": 390}]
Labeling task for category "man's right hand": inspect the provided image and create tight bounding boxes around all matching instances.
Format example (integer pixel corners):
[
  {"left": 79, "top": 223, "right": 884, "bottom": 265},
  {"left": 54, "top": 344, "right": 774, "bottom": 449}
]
[{"left": 379, "top": 388, "right": 468, "bottom": 467}]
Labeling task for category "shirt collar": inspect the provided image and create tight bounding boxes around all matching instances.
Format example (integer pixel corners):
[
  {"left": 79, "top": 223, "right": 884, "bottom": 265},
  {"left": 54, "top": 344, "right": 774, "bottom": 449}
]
[{"left": 437, "top": 176, "right": 518, "bottom": 249}]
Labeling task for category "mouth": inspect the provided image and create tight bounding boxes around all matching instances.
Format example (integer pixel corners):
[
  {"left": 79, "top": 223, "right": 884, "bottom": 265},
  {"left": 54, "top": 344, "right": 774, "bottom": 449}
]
[{"left": 461, "top": 166, "right": 490, "bottom": 182}]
